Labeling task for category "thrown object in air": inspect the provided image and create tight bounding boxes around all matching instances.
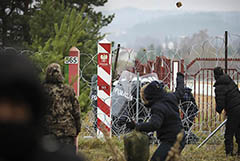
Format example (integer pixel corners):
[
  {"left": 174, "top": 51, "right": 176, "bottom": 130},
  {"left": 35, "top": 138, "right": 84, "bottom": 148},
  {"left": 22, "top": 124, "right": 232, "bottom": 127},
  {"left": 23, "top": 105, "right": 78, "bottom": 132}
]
[{"left": 176, "top": 2, "right": 183, "bottom": 8}]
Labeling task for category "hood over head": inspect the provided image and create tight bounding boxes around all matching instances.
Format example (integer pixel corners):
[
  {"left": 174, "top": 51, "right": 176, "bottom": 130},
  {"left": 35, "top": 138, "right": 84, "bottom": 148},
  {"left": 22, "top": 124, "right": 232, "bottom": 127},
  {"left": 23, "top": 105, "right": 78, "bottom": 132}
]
[
  {"left": 45, "top": 63, "right": 64, "bottom": 84},
  {"left": 214, "top": 74, "right": 232, "bottom": 86},
  {"left": 214, "top": 67, "right": 224, "bottom": 80},
  {"left": 141, "top": 81, "right": 166, "bottom": 107}
]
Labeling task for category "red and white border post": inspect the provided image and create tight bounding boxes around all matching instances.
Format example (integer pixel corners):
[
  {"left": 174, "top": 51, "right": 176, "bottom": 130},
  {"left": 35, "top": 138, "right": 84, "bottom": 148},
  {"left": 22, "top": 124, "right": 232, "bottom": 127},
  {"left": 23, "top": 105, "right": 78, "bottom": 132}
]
[
  {"left": 64, "top": 47, "right": 80, "bottom": 96},
  {"left": 97, "top": 39, "right": 112, "bottom": 137},
  {"left": 64, "top": 47, "right": 80, "bottom": 152}
]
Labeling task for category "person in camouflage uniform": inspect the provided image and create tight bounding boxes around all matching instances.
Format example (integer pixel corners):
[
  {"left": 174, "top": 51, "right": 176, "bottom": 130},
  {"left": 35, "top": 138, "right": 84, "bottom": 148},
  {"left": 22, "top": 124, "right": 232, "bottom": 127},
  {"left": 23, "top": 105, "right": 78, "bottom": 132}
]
[{"left": 41, "top": 63, "right": 81, "bottom": 147}]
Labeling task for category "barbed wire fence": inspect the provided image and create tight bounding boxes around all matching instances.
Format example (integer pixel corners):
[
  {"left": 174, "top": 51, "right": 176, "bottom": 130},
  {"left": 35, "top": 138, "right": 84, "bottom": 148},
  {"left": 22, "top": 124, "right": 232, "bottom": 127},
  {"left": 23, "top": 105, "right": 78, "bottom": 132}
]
[
  {"left": 80, "top": 32, "right": 240, "bottom": 150},
  {"left": 173, "top": 32, "right": 240, "bottom": 148},
  {"left": 79, "top": 47, "right": 154, "bottom": 138},
  {"left": 2, "top": 32, "right": 239, "bottom": 155}
]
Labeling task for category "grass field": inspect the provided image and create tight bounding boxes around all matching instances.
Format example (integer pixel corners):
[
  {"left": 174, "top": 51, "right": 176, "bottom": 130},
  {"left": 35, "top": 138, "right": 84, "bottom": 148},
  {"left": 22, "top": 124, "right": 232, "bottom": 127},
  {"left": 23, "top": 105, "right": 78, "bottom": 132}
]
[
  {"left": 78, "top": 92, "right": 240, "bottom": 161},
  {"left": 77, "top": 136, "right": 240, "bottom": 161}
]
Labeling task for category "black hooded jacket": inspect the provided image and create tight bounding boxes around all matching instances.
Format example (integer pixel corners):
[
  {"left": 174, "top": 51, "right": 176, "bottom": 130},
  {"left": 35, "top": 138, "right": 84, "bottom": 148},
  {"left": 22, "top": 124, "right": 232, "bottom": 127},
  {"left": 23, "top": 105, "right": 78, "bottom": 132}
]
[
  {"left": 180, "top": 87, "right": 198, "bottom": 118},
  {"left": 214, "top": 74, "right": 240, "bottom": 114},
  {"left": 136, "top": 73, "right": 184, "bottom": 143}
]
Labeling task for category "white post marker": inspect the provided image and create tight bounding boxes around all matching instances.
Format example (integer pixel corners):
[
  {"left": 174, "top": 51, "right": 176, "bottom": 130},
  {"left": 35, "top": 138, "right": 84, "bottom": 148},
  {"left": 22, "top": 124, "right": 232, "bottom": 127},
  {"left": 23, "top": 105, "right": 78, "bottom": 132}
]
[
  {"left": 97, "top": 39, "right": 112, "bottom": 137},
  {"left": 173, "top": 61, "right": 179, "bottom": 89}
]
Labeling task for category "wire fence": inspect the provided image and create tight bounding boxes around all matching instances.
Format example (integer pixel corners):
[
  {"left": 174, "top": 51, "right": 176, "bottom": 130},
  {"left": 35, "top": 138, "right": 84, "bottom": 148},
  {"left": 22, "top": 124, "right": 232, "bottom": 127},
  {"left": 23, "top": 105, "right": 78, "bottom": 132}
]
[
  {"left": 80, "top": 32, "right": 240, "bottom": 148},
  {"left": 1, "top": 32, "right": 239, "bottom": 148}
]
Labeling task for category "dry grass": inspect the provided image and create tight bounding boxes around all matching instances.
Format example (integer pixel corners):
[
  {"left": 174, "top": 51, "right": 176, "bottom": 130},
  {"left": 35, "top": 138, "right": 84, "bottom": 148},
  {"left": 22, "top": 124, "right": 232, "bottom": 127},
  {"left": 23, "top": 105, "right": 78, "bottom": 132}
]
[
  {"left": 78, "top": 97, "right": 239, "bottom": 161},
  {"left": 78, "top": 136, "right": 125, "bottom": 161},
  {"left": 166, "top": 131, "right": 184, "bottom": 161},
  {"left": 78, "top": 123, "right": 126, "bottom": 161},
  {"left": 78, "top": 134, "right": 240, "bottom": 161},
  {"left": 79, "top": 138, "right": 240, "bottom": 161},
  {"left": 182, "top": 144, "right": 240, "bottom": 161},
  {"left": 102, "top": 125, "right": 126, "bottom": 161},
  {"left": 190, "top": 94, "right": 226, "bottom": 131}
]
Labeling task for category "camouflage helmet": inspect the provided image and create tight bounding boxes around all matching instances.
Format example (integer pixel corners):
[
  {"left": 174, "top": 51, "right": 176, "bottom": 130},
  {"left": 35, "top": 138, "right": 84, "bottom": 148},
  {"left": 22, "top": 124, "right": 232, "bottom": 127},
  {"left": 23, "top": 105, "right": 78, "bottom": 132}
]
[{"left": 45, "top": 63, "right": 64, "bottom": 84}]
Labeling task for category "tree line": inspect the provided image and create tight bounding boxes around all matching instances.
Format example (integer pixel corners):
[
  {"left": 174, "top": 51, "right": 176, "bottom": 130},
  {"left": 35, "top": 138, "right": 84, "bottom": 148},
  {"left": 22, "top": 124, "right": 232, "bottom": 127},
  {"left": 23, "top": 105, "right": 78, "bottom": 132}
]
[{"left": 0, "top": 0, "right": 114, "bottom": 117}]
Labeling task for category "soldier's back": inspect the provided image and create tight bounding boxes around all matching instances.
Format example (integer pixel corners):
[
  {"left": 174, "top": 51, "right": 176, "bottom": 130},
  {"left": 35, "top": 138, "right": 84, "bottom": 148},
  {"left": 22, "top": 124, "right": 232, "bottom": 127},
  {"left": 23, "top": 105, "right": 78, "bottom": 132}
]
[{"left": 42, "top": 83, "right": 77, "bottom": 137}]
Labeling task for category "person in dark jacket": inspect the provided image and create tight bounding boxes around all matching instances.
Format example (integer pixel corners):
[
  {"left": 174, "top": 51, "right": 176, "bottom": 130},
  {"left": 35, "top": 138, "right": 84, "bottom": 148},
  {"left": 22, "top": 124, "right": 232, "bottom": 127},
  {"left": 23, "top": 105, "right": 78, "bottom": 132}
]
[
  {"left": 180, "top": 87, "right": 199, "bottom": 144},
  {"left": 214, "top": 67, "right": 240, "bottom": 156},
  {"left": 126, "top": 72, "right": 185, "bottom": 161},
  {"left": 0, "top": 49, "right": 85, "bottom": 161},
  {"left": 180, "top": 87, "right": 198, "bottom": 131}
]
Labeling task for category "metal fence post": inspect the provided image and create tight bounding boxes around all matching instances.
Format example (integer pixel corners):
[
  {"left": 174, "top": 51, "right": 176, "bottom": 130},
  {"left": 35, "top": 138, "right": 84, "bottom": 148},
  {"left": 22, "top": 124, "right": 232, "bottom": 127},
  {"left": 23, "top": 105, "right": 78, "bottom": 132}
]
[
  {"left": 197, "top": 119, "right": 227, "bottom": 149},
  {"left": 136, "top": 72, "right": 140, "bottom": 122},
  {"left": 113, "top": 44, "right": 120, "bottom": 80},
  {"left": 225, "top": 31, "right": 228, "bottom": 74}
]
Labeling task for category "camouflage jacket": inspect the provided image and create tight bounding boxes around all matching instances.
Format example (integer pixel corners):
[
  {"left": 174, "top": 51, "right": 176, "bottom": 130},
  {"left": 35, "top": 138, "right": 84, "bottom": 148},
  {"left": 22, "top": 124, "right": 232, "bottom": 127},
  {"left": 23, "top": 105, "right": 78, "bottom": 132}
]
[
  {"left": 42, "top": 83, "right": 81, "bottom": 137},
  {"left": 41, "top": 63, "right": 81, "bottom": 137}
]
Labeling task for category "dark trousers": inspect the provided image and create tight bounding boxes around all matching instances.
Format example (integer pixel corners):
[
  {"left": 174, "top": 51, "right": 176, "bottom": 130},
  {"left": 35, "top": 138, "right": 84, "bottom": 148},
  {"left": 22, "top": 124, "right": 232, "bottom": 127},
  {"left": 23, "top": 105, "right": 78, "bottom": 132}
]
[
  {"left": 151, "top": 142, "right": 173, "bottom": 161},
  {"left": 225, "top": 110, "right": 240, "bottom": 155},
  {"left": 57, "top": 136, "right": 75, "bottom": 146},
  {"left": 57, "top": 136, "right": 76, "bottom": 155},
  {"left": 151, "top": 136, "right": 186, "bottom": 161},
  {"left": 43, "top": 135, "right": 76, "bottom": 155}
]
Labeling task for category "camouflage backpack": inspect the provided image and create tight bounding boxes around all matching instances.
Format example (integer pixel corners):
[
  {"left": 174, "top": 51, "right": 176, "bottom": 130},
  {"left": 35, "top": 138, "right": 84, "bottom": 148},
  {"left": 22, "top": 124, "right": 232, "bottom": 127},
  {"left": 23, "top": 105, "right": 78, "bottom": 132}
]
[{"left": 124, "top": 130, "right": 150, "bottom": 161}]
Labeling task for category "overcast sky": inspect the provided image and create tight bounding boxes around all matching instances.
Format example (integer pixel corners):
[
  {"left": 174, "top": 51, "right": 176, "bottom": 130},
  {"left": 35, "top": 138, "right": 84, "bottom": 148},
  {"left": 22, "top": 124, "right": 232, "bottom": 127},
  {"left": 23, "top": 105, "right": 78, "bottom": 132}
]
[{"left": 99, "top": 0, "right": 240, "bottom": 11}]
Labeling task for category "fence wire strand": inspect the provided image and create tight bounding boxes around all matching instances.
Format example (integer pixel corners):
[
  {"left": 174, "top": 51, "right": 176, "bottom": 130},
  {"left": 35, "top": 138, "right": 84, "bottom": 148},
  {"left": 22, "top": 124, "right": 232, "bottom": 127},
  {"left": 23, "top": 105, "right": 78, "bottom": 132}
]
[{"left": 80, "top": 34, "right": 240, "bottom": 152}]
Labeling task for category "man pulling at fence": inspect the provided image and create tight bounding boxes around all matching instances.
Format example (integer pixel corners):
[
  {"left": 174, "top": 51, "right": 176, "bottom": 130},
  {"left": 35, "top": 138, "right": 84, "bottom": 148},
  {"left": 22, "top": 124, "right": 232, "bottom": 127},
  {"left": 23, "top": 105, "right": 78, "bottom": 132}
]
[
  {"left": 126, "top": 72, "right": 185, "bottom": 161},
  {"left": 41, "top": 63, "right": 81, "bottom": 152},
  {"left": 180, "top": 87, "right": 199, "bottom": 144},
  {"left": 180, "top": 87, "right": 198, "bottom": 131},
  {"left": 214, "top": 67, "right": 240, "bottom": 156}
]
